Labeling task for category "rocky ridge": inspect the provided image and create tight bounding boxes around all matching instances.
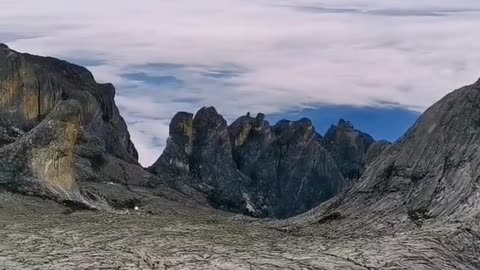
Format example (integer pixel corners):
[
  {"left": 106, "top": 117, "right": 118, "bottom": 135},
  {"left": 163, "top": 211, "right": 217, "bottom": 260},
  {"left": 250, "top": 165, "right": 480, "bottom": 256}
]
[
  {"left": 150, "top": 108, "right": 387, "bottom": 218},
  {"left": 0, "top": 45, "right": 384, "bottom": 218}
]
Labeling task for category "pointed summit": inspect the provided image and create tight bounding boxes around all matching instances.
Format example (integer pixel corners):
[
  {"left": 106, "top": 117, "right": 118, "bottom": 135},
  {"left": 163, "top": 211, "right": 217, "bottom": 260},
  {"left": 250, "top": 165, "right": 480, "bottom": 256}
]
[
  {"left": 193, "top": 106, "right": 226, "bottom": 127},
  {"left": 324, "top": 119, "right": 376, "bottom": 181},
  {"left": 337, "top": 118, "right": 354, "bottom": 130},
  {"left": 152, "top": 111, "right": 346, "bottom": 218}
]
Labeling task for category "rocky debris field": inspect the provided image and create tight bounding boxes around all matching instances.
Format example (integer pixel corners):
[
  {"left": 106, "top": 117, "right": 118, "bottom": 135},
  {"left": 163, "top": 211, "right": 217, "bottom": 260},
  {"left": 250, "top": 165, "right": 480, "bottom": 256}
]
[{"left": 1, "top": 191, "right": 478, "bottom": 270}]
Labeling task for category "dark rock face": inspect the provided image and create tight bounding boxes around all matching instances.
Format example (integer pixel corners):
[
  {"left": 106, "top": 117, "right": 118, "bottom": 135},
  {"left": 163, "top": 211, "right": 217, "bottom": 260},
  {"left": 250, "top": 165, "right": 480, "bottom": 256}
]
[
  {"left": 0, "top": 46, "right": 190, "bottom": 208},
  {"left": 188, "top": 107, "right": 252, "bottom": 212},
  {"left": 0, "top": 45, "right": 137, "bottom": 162},
  {"left": 232, "top": 115, "right": 346, "bottom": 218},
  {"left": 0, "top": 118, "right": 23, "bottom": 147},
  {"left": 324, "top": 119, "right": 376, "bottom": 181},
  {"left": 149, "top": 112, "right": 194, "bottom": 179},
  {"left": 152, "top": 110, "right": 347, "bottom": 218},
  {"left": 150, "top": 108, "right": 255, "bottom": 214}
]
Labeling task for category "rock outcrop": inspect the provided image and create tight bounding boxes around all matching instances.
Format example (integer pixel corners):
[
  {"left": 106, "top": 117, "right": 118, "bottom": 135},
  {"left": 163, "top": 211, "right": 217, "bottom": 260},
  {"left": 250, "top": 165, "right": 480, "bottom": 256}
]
[
  {"left": 230, "top": 115, "right": 346, "bottom": 218},
  {"left": 151, "top": 109, "right": 350, "bottom": 218},
  {"left": 0, "top": 44, "right": 192, "bottom": 209},
  {"left": 323, "top": 119, "right": 377, "bottom": 181},
  {"left": 150, "top": 107, "right": 253, "bottom": 213}
]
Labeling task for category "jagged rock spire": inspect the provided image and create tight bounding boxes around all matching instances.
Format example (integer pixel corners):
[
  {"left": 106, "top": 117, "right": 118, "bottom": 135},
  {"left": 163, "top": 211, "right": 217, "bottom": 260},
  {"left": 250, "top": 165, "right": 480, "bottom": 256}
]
[{"left": 151, "top": 109, "right": 352, "bottom": 218}]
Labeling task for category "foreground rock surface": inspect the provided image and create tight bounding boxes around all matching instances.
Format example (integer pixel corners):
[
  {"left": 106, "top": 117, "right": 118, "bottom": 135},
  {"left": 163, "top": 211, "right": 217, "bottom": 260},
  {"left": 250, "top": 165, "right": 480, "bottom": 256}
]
[{"left": 0, "top": 191, "right": 478, "bottom": 270}]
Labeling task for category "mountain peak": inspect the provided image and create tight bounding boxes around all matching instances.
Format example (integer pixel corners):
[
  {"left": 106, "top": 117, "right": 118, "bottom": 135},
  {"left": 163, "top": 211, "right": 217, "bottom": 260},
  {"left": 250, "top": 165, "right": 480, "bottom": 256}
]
[
  {"left": 196, "top": 106, "right": 219, "bottom": 117},
  {"left": 337, "top": 118, "right": 354, "bottom": 129},
  {"left": 152, "top": 110, "right": 346, "bottom": 218},
  {"left": 255, "top": 112, "right": 266, "bottom": 122},
  {"left": 169, "top": 112, "right": 194, "bottom": 137},
  {"left": 323, "top": 118, "right": 376, "bottom": 181},
  {"left": 193, "top": 106, "right": 226, "bottom": 128}
]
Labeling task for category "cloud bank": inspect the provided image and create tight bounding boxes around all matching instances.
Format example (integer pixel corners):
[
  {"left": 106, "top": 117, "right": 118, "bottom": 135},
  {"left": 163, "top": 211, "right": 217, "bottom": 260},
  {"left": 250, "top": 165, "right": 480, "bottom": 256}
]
[{"left": 1, "top": 0, "right": 480, "bottom": 165}]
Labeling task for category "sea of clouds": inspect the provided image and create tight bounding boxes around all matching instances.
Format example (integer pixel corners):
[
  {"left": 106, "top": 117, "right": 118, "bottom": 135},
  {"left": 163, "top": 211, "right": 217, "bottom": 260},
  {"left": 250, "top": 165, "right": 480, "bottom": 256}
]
[{"left": 1, "top": 0, "right": 479, "bottom": 165}]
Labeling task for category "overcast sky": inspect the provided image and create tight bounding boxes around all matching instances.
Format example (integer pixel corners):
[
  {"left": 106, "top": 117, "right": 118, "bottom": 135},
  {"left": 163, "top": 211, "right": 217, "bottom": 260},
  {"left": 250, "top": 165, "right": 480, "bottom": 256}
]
[{"left": 1, "top": 0, "right": 480, "bottom": 165}]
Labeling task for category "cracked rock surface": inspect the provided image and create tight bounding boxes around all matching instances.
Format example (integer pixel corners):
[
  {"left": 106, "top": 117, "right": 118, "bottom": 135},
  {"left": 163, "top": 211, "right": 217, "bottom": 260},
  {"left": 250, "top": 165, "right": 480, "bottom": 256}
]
[{"left": 1, "top": 191, "right": 478, "bottom": 270}]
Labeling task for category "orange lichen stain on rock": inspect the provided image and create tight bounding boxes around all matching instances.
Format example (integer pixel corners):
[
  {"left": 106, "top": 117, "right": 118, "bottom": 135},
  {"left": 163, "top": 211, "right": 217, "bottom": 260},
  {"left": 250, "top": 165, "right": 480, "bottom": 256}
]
[
  {"left": 24, "top": 93, "right": 40, "bottom": 120},
  {"left": 0, "top": 77, "right": 22, "bottom": 111},
  {"left": 30, "top": 122, "right": 83, "bottom": 200},
  {"left": 233, "top": 124, "right": 252, "bottom": 148}
]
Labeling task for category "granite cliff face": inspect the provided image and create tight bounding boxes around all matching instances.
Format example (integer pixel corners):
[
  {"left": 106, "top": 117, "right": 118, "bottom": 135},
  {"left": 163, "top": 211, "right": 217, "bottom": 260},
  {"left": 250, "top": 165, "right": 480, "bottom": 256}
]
[
  {"left": 0, "top": 44, "right": 193, "bottom": 209},
  {"left": 151, "top": 108, "right": 389, "bottom": 218}
]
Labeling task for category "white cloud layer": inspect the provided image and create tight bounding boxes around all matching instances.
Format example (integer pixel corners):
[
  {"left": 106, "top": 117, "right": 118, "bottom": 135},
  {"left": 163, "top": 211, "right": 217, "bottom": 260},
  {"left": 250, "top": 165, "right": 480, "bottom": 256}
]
[{"left": 1, "top": 0, "right": 480, "bottom": 165}]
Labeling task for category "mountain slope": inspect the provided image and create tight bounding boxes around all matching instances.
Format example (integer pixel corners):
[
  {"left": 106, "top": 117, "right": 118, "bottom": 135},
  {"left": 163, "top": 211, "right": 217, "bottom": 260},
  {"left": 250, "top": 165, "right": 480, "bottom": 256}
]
[
  {"left": 286, "top": 78, "right": 480, "bottom": 235},
  {"left": 263, "top": 79, "right": 480, "bottom": 269}
]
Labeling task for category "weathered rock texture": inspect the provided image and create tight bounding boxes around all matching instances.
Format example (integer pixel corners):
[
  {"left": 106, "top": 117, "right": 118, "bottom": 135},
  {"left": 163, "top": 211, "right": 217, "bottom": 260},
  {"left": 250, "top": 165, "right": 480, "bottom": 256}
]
[{"left": 0, "top": 44, "right": 194, "bottom": 209}]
